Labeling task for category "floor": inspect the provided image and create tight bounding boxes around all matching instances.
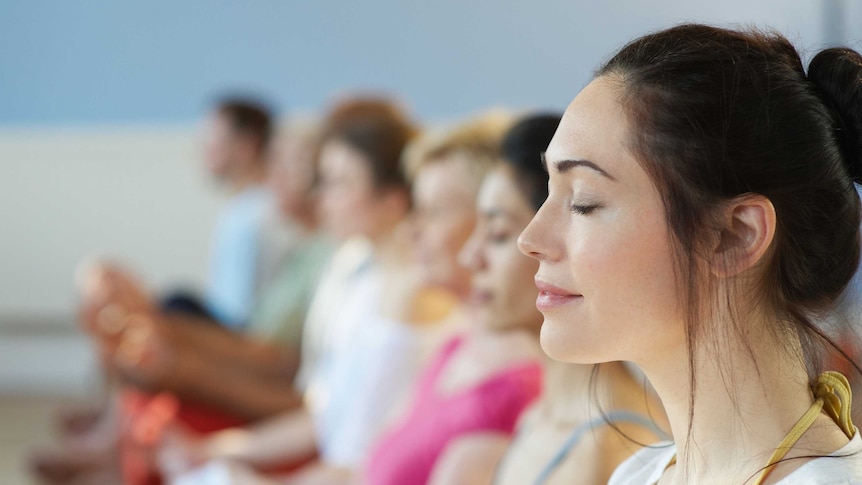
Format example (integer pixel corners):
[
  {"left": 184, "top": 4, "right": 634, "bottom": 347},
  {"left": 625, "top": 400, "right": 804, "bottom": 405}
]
[
  {"left": 0, "top": 396, "right": 62, "bottom": 485},
  {"left": 0, "top": 323, "right": 103, "bottom": 485}
]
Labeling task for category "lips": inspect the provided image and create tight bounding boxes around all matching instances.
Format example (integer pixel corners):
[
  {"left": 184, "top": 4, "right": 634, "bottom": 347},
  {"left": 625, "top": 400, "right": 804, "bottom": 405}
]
[{"left": 535, "top": 279, "right": 582, "bottom": 310}]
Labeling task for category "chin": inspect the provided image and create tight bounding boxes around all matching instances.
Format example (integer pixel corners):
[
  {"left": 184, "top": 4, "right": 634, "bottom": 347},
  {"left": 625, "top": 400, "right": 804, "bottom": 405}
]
[{"left": 539, "top": 317, "right": 607, "bottom": 365}]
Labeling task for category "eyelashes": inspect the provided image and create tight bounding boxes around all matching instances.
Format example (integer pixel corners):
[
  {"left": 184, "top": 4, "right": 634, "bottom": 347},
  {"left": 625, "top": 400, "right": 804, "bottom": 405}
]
[
  {"left": 570, "top": 203, "right": 601, "bottom": 215},
  {"left": 489, "top": 231, "right": 513, "bottom": 244}
]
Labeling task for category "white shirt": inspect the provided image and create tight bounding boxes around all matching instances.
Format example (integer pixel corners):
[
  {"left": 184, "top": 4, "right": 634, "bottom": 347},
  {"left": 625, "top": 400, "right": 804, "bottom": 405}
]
[
  {"left": 298, "top": 239, "right": 439, "bottom": 468},
  {"left": 610, "top": 432, "right": 862, "bottom": 485}
]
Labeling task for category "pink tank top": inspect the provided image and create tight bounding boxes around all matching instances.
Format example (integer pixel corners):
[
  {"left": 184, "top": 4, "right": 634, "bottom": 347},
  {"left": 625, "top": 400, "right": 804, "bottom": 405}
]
[{"left": 365, "top": 336, "right": 543, "bottom": 485}]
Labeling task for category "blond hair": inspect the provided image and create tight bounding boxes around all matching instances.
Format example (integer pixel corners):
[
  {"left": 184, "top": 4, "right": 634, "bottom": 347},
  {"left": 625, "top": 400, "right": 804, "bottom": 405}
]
[{"left": 402, "top": 109, "right": 514, "bottom": 192}]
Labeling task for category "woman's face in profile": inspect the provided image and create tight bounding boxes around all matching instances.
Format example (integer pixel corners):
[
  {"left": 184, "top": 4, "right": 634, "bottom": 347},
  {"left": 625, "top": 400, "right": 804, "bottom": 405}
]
[
  {"left": 518, "top": 76, "right": 686, "bottom": 365},
  {"left": 459, "top": 164, "right": 541, "bottom": 332},
  {"left": 268, "top": 132, "right": 316, "bottom": 219},
  {"left": 411, "top": 155, "right": 478, "bottom": 297},
  {"left": 317, "top": 139, "right": 383, "bottom": 241}
]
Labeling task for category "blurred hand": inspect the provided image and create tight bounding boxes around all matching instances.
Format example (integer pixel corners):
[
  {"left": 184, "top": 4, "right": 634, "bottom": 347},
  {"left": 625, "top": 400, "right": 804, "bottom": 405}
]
[
  {"left": 157, "top": 423, "right": 209, "bottom": 480},
  {"left": 112, "top": 313, "right": 180, "bottom": 390}
]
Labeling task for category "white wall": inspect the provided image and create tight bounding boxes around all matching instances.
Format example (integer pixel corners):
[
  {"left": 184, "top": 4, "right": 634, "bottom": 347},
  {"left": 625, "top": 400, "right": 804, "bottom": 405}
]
[
  {"left": 0, "top": 0, "right": 859, "bottom": 393},
  {"left": 0, "top": 127, "right": 223, "bottom": 324}
]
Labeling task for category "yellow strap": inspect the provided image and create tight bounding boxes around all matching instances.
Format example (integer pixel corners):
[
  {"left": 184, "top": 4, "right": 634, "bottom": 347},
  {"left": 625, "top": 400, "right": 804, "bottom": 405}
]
[
  {"left": 752, "top": 371, "right": 857, "bottom": 485},
  {"left": 814, "top": 371, "right": 856, "bottom": 439}
]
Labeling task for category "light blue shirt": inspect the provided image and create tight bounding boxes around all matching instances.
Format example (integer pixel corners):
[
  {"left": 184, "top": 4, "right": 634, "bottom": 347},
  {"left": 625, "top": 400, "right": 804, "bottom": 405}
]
[{"left": 205, "top": 186, "right": 270, "bottom": 329}]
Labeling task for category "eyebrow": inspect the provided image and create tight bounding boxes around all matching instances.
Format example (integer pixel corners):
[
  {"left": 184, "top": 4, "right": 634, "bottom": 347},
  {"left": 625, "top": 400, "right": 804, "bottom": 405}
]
[
  {"left": 480, "top": 208, "right": 514, "bottom": 221},
  {"left": 540, "top": 152, "right": 617, "bottom": 181}
]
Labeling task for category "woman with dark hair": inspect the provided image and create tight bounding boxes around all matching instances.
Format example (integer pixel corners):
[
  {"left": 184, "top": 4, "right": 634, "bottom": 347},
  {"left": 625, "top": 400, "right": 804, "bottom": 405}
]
[
  {"left": 519, "top": 24, "right": 862, "bottom": 483},
  {"left": 428, "top": 114, "right": 665, "bottom": 485}
]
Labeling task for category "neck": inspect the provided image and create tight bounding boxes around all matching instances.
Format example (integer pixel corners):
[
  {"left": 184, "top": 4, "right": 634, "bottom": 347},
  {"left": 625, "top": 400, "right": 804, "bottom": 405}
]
[
  {"left": 291, "top": 203, "right": 318, "bottom": 232},
  {"left": 540, "top": 360, "right": 597, "bottom": 423},
  {"left": 469, "top": 326, "right": 543, "bottom": 359},
  {"left": 638, "top": 316, "right": 815, "bottom": 483},
  {"left": 368, "top": 217, "right": 409, "bottom": 268},
  {"left": 540, "top": 360, "right": 647, "bottom": 425}
]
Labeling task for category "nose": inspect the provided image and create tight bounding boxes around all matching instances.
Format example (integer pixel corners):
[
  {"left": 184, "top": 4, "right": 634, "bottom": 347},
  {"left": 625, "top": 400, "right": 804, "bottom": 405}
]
[
  {"left": 518, "top": 204, "right": 550, "bottom": 261},
  {"left": 517, "top": 227, "right": 540, "bottom": 259},
  {"left": 458, "top": 228, "right": 484, "bottom": 272}
]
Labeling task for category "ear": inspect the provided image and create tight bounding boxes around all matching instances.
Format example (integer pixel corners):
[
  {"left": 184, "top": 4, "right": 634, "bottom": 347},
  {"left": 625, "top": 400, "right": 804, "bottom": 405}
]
[
  {"left": 234, "top": 133, "right": 261, "bottom": 162},
  {"left": 711, "top": 194, "right": 776, "bottom": 277}
]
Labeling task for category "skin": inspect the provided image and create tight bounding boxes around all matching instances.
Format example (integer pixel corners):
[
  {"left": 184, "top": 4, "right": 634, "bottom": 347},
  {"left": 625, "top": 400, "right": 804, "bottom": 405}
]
[
  {"left": 31, "top": 118, "right": 305, "bottom": 485},
  {"left": 288, "top": 147, "right": 544, "bottom": 485},
  {"left": 424, "top": 164, "right": 544, "bottom": 403},
  {"left": 458, "top": 165, "right": 542, "bottom": 332},
  {"left": 277, "top": 149, "right": 492, "bottom": 485},
  {"left": 317, "top": 139, "right": 407, "bottom": 244},
  {"left": 159, "top": 134, "right": 413, "bottom": 480},
  {"left": 433, "top": 164, "right": 663, "bottom": 485},
  {"left": 410, "top": 154, "right": 480, "bottom": 299},
  {"left": 267, "top": 127, "right": 318, "bottom": 228},
  {"left": 202, "top": 112, "right": 268, "bottom": 192},
  {"left": 427, "top": 164, "right": 545, "bottom": 485},
  {"left": 73, "top": 124, "right": 330, "bottom": 421},
  {"left": 518, "top": 76, "right": 851, "bottom": 484}
]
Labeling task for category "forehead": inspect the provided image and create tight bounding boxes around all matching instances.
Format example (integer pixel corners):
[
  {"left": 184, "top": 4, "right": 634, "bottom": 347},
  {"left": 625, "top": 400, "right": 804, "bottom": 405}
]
[
  {"left": 319, "top": 140, "right": 370, "bottom": 177},
  {"left": 477, "top": 165, "right": 532, "bottom": 217},
  {"left": 414, "top": 154, "right": 480, "bottom": 199},
  {"left": 545, "top": 76, "right": 631, "bottom": 172}
]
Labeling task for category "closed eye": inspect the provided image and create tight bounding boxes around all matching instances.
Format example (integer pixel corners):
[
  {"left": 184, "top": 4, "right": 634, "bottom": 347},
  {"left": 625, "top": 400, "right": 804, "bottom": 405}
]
[{"left": 571, "top": 204, "right": 600, "bottom": 215}]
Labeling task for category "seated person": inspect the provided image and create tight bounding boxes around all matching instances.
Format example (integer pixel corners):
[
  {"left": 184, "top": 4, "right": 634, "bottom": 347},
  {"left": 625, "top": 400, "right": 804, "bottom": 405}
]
[
  {"left": 29, "top": 119, "right": 329, "bottom": 485},
  {"left": 178, "top": 96, "right": 285, "bottom": 329},
  {"left": 429, "top": 114, "right": 667, "bottom": 485},
  {"left": 281, "top": 110, "right": 522, "bottom": 485},
  {"left": 163, "top": 97, "right": 450, "bottom": 483}
]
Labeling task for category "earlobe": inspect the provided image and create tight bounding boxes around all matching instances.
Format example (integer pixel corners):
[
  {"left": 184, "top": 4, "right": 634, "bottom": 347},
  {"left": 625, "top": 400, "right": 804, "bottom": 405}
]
[{"left": 711, "top": 194, "right": 776, "bottom": 277}]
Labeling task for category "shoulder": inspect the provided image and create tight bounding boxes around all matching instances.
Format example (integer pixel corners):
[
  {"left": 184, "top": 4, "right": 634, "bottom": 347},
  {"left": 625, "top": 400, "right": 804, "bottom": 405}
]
[
  {"left": 778, "top": 432, "right": 862, "bottom": 484},
  {"left": 608, "top": 442, "right": 675, "bottom": 485}
]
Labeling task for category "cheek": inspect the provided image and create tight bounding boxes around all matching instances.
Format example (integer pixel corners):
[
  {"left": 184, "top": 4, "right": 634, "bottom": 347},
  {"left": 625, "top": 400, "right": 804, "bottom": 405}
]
[
  {"left": 542, "top": 210, "right": 683, "bottom": 363},
  {"left": 508, "top": 259, "right": 542, "bottom": 323},
  {"left": 427, "top": 218, "right": 473, "bottom": 262},
  {"left": 489, "top": 250, "right": 542, "bottom": 327},
  {"left": 323, "top": 188, "right": 370, "bottom": 227},
  {"left": 588, "top": 215, "right": 679, "bottom": 327}
]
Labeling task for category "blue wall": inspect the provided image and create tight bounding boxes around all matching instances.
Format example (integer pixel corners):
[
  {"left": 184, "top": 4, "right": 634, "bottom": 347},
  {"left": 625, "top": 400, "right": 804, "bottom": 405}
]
[{"left": 0, "top": 0, "right": 854, "bottom": 126}]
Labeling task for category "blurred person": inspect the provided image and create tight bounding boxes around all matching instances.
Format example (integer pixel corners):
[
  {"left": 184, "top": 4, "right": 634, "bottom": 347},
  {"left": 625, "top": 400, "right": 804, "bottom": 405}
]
[
  {"left": 162, "top": 97, "right": 445, "bottom": 484},
  {"left": 428, "top": 114, "right": 667, "bottom": 485},
  {"left": 174, "top": 96, "right": 280, "bottom": 328},
  {"left": 29, "top": 119, "right": 329, "bottom": 485},
  {"left": 356, "top": 112, "right": 553, "bottom": 485},
  {"left": 273, "top": 111, "right": 520, "bottom": 485}
]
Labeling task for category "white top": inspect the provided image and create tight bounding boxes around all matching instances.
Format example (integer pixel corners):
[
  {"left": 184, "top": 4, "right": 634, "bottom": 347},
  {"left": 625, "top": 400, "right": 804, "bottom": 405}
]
[
  {"left": 610, "top": 432, "right": 862, "bottom": 485},
  {"left": 310, "top": 270, "right": 442, "bottom": 468},
  {"left": 299, "top": 239, "right": 440, "bottom": 468},
  {"left": 296, "top": 237, "right": 375, "bottom": 393},
  {"left": 173, "top": 459, "right": 278, "bottom": 485}
]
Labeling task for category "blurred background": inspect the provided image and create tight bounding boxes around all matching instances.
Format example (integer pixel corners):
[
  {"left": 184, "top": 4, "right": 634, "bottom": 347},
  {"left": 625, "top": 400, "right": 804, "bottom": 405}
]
[{"left": 0, "top": 0, "right": 858, "bottom": 483}]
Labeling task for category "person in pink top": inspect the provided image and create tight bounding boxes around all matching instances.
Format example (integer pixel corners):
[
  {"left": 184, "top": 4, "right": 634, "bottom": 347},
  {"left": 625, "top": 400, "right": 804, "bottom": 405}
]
[
  {"left": 364, "top": 114, "right": 556, "bottom": 485},
  {"left": 365, "top": 337, "right": 541, "bottom": 485}
]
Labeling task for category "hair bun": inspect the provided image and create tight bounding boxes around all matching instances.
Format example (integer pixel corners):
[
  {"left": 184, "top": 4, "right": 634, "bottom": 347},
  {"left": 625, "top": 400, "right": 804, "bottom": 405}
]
[{"left": 808, "top": 47, "right": 862, "bottom": 183}]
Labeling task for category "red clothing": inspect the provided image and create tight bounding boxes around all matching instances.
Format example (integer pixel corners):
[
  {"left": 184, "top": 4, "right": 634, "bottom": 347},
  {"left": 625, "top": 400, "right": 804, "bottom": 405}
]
[
  {"left": 119, "top": 389, "right": 250, "bottom": 485},
  {"left": 365, "top": 336, "right": 542, "bottom": 485}
]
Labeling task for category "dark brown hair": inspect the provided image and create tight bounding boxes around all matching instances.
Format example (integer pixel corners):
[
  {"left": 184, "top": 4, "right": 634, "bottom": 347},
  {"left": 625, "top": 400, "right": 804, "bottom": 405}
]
[
  {"left": 500, "top": 113, "right": 562, "bottom": 211},
  {"left": 597, "top": 23, "right": 862, "bottom": 459},
  {"left": 320, "top": 97, "right": 417, "bottom": 192},
  {"left": 216, "top": 96, "right": 273, "bottom": 157}
]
